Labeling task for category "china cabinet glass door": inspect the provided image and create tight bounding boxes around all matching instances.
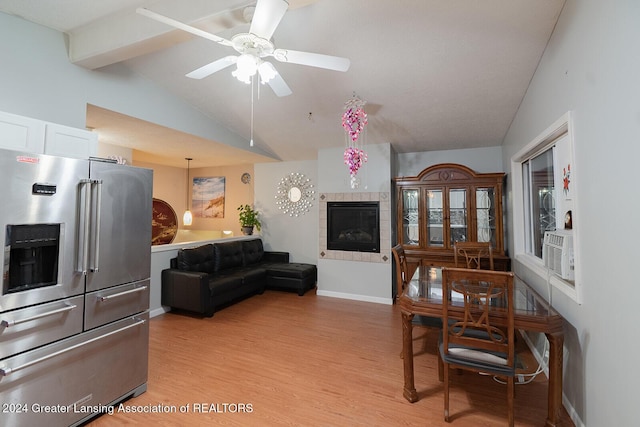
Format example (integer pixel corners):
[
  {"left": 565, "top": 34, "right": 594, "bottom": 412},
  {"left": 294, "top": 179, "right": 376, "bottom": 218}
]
[
  {"left": 426, "top": 189, "right": 444, "bottom": 247},
  {"left": 401, "top": 189, "right": 420, "bottom": 246},
  {"left": 448, "top": 189, "right": 467, "bottom": 245},
  {"left": 476, "top": 187, "right": 497, "bottom": 248}
]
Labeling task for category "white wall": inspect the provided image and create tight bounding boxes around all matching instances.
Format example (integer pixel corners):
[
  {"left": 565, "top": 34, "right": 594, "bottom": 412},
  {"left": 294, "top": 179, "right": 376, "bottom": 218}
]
[
  {"left": 319, "top": 143, "right": 394, "bottom": 193},
  {"left": 254, "top": 160, "right": 318, "bottom": 264},
  {"left": 397, "top": 146, "right": 503, "bottom": 176},
  {"left": 501, "top": 1, "right": 640, "bottom": 425}
]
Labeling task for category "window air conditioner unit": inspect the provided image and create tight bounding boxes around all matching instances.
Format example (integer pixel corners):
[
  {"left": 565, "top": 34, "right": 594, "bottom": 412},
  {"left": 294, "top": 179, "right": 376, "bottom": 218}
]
[{"left": 542, "top": 230, "right": 575, "bottom": 281}]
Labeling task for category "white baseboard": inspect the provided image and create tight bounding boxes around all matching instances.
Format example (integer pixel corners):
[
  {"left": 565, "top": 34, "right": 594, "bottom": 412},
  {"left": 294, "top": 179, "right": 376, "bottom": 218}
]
[
  {"left": 316, "top": 289, "right": 393, "bottom": 305},
  {"left": 149, "top": 306, "right": 170, "bottom": 318}
]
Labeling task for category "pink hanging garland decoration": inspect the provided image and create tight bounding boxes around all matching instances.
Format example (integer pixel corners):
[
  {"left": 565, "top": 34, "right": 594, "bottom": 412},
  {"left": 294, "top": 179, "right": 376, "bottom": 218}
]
[
  {"left": 342, "top": 103, "right": 368, "bottom": 177},
  {"left": 342, "top": 106, "right": 368, "bottom": 143},
  {"left": 343, "top": 146, "right": 368, "bottom": 177}
]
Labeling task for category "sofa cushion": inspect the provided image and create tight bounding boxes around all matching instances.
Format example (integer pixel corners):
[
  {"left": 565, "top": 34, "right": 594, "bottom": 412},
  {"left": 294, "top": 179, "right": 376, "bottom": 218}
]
[
  {"left": 242, "top": 239, "right": 264, "bottom": 266},
  {"left": 177, "top": 244, "right": 216, "bottom": 274},
  {"left": 267, "top": 263, "right": 317, "bottom": 279},
  {"left": 208, "top": 275, "right": 243, "bottom": 295},
  {"left": 226, "top": 266, "right": 267, "bottom": 284},
  {"left": 214, "top": 241, "right": 244, "bottom": 272}
]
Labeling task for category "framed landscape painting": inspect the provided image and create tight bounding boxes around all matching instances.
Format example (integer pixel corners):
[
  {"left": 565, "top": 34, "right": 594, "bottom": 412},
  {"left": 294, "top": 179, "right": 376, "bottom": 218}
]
[{"left": 193, "top": 176, "right": 225, "bottom": 218}]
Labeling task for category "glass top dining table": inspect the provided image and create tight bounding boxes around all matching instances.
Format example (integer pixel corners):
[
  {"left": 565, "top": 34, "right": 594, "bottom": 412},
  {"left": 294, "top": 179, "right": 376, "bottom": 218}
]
[
  {"left": 398, "top": 266, "right": 565, "bottom": 427},
  {"left": 404, "top": 266, "right": 560, "bottom": 321}
]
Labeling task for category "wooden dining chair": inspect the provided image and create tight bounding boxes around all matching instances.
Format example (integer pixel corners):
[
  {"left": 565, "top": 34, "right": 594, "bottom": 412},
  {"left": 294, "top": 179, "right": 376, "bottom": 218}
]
[
  {"left": 439, "top": 267, "right": 516, "bottom": 426},
  {"left": 453, "top": 241, "right": 494, "bottom": 270},
  {"left": 392, "top": 244, "right": 442, "bottom": 358},
  {"left": 391, "top": 244, "right": 412, "bottom": 296}
]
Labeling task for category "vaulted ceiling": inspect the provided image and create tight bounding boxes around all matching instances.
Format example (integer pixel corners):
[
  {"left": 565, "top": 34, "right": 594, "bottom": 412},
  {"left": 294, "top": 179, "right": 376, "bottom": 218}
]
[{"left": 0, "top": 0, "right": 565, "bottom": 167}]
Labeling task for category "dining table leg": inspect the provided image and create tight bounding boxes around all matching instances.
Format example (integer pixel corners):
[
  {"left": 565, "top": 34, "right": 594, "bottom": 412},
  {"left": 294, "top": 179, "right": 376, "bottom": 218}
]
[
  {"left": 545, "top": 331, "right": 564, "bottom": 427},
  {"left": 401, "top": 311, "right": 419, "bottom": 402}
]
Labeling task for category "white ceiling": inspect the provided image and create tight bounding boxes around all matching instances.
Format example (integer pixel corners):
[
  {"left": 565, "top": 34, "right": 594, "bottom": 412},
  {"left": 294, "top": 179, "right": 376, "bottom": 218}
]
[{"left": 0, "top": 0, "right": 565, "bottom": 168}]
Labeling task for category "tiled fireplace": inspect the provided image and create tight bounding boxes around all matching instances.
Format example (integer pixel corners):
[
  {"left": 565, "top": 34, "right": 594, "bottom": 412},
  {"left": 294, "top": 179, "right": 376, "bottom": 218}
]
[{"left": 318, "top": 192, "right": 391, "bottom": 263}]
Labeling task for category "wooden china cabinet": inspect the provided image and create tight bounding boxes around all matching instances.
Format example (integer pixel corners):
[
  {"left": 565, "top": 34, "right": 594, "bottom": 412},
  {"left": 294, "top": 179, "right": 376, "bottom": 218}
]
[{"left": 394, "top": 163, "right": 510, "bottom": 271}]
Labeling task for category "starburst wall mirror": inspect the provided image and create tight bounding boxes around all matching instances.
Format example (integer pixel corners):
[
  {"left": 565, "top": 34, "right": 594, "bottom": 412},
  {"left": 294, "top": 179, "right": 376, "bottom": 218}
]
[{"left": 275, "top": 172, "right": 315, "bottom": 216}]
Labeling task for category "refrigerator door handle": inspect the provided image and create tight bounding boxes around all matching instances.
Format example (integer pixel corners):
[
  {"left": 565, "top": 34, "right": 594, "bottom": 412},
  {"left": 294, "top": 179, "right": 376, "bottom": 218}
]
[
  {"left": 0, "top": 317, "right": 146, "bottom": 377},
  {"left": 97, "top": 285, "right": 148, "bottom": 302},
  {"left": 0, "top": 304, "right": 77, "bottom": 328},
  {"left": 76, "top": 179, "right": 92, "bottom": 275},
  {"left": 90, "top": 179, "right": 103, "bottom": 273}
]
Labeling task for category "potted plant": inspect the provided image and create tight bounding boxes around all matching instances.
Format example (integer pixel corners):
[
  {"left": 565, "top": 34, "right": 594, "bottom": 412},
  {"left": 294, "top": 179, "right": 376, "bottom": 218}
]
[{"left": 237, "top": 204, "right": 261, "bottom": 235}]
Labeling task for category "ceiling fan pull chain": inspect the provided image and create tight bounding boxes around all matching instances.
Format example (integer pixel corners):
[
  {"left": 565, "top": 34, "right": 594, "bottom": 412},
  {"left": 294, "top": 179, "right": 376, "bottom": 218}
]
[{"left": 250, "top": 75, "right": 255, "bottom": 147}]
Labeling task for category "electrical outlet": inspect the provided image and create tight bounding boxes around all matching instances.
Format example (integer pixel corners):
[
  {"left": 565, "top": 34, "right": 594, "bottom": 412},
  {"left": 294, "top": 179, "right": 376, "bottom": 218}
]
[{"left": 517, "top": 374, "right": 525, "bottom": 383}]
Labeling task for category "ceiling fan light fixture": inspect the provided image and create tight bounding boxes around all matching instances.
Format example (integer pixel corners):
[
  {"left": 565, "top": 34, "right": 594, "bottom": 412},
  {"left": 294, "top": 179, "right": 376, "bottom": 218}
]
[
  {"left": 231, "top": 69, "right": 251, "bottom": 84},
  {"left": 138, "top": 1, "right": 349, "bottom": 97},
  {"left": 258, "top": 61, "right": 277, "bottom": 84},
  {"left": 232, "top": 54, "right": 258, "bottom": 84}
]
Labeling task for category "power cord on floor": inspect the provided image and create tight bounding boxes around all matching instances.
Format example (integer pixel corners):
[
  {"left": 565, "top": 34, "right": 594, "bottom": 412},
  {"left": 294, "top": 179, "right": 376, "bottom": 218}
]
[
  {"left": 490, "top": 337, "right": 549, "bottom": 385},
  {"left": 479, "top": 268, "right": 553, "bottom": 386}
]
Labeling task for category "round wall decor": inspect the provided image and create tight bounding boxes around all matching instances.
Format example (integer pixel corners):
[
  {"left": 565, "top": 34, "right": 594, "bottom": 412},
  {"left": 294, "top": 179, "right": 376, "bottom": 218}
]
[
  {"left": 151, "top": 198, "right": 178, "bottom": 245},
  {"left": 275, "top": 172, "right": 315, "bottom": 216},
  {"left": 241, "top": 172, "right": 251, "bottom": 184}
]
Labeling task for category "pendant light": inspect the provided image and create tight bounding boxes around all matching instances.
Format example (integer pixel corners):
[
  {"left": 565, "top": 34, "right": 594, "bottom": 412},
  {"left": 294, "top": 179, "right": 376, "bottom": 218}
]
[{"left": 183, "top": 157, "right": 193, "bottom": 226}]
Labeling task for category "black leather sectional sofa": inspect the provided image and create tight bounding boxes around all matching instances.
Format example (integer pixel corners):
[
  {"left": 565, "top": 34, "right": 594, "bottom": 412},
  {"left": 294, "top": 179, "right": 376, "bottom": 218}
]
[{"left": 161, "top": 239, "right": 317, "bottom": 317}]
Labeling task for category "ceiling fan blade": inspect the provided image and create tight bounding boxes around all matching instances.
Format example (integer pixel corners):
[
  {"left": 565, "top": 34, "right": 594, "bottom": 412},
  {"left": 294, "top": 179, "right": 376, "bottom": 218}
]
[
  {"left": 136, "top": 8, "right": 233, "bottom": 47},
  {"left": 186, "top": 56, "right": 238, "bottom": 79},
  {"left": 258, "top": 62, "right": 292, "bottom": 97},
  {"left": 272, "top": 49, "right": 351, "bottom": 72},
  {"left": 266, "top": 73, "right": 293, "bottom": 97},
  {"left": 249, "top": 0, "right": 288, "bottom": 40}
]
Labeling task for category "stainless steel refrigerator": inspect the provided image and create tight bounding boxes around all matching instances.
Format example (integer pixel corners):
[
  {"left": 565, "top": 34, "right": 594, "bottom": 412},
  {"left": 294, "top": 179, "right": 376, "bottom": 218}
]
[{"left": 0, "top": 148, "right": 152, "bottom": 426}]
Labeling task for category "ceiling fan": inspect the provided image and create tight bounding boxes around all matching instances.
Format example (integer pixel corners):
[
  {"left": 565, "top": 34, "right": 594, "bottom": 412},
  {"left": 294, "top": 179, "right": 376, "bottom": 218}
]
[{"left": 137, "top": 0, "right": 351, "bottom": 97}]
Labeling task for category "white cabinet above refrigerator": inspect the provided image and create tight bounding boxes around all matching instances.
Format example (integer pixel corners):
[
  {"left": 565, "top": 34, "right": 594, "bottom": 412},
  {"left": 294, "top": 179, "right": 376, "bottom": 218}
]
[
  {"left": 44, "top": 122, "right": 98, "bottom": 159},
  {"left": 0, "top": 110, "right": 97, "bottom": 159},
  {"left": 0, "top": 110, "right": 45, "bottom": 153}
]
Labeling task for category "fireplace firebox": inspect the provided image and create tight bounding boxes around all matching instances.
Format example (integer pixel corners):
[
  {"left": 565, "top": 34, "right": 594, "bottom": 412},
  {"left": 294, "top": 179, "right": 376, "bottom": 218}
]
[{"left": 327, "top": 201, "right": 380, "bottom": 253}]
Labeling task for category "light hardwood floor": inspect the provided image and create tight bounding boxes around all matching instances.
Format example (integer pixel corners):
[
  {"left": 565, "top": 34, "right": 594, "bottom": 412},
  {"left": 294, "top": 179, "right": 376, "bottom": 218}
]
[{"left": 86, "top": 290, "right": 573, "bottom": 426}]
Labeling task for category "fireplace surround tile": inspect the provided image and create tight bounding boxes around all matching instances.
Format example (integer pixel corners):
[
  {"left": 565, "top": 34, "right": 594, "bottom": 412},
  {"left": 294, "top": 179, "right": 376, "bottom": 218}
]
[{"left": 319, "top": 192, "right": 391, "bottom": 264}]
